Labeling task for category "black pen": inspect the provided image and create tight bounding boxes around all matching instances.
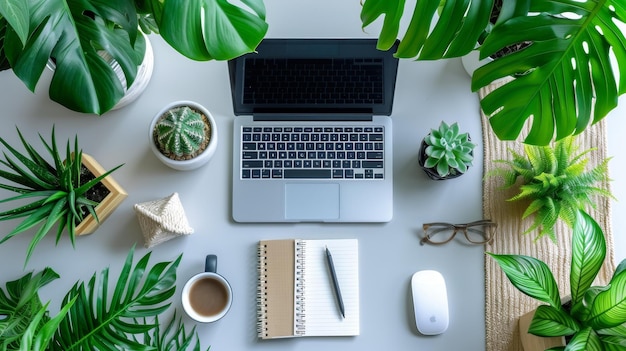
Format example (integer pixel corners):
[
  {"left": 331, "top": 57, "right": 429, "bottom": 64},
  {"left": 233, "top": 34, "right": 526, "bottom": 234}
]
[{"left": 325, "top": 246, "right": 345, "bottom": 318}]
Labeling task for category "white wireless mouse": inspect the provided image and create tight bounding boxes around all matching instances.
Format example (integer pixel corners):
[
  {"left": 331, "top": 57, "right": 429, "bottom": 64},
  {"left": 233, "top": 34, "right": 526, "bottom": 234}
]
[{"left": 411, "top": 270, "right": 449, "bottom": 335}]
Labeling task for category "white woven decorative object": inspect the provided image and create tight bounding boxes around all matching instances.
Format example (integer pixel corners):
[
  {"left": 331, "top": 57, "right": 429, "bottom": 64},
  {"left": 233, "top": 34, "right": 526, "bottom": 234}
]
[{"left": 134, "top": 193, "right": 194, "bottom": 248}]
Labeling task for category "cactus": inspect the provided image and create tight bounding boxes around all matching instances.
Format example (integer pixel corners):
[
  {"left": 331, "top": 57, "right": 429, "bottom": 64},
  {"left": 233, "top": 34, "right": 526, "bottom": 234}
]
[{"left": 154, "top": 106, "right": 209, "bottom": 158}]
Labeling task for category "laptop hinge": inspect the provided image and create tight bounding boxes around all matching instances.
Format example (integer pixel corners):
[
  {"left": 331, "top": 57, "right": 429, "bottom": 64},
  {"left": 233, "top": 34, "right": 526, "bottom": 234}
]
[{"left": 253, "top": 113, "right": 373, "bottom": 122}]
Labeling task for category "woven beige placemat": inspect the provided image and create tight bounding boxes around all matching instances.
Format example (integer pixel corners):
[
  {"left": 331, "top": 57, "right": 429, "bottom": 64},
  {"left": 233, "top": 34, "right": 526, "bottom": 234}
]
[{"left": 479, "top": 79, "right": 616, "bottom": 351}]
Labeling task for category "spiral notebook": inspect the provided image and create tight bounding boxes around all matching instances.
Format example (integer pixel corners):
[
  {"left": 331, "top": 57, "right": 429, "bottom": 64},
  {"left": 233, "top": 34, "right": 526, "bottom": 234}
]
[{"left": 257, "top": 239, "right": 360, "bottom": 339}]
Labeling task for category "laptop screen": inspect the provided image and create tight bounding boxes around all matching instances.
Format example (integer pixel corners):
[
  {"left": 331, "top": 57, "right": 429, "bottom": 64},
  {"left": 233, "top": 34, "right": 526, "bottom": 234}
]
[{"left": 228, "top": 39, "right": 399, "bottom": 116}]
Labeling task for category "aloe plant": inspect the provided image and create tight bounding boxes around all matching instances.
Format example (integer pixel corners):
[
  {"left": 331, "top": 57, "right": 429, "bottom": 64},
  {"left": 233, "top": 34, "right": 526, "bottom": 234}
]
[
  {"left": 0, "top": 0, "right": 268, "bottom": 114},
  {"left": 361, "top": 0, "right": 626, "bottom": 146},
  {"left": 489, "top": 210, "right": 626, "bottom": 351},
  {"left": 488, "top": 136, "right": 612, "bottom": 242},
  {"left": 419, "top": 121, "right": 475, "bottom": 179},
  {"left": 0, "top": 127, "right": 123, "bottom": 264},
  {"left": 154, "top": 106, "right": 208, "bottom": 159},
  {"left": 0, "top": 249, "right": 207, "bottom": 350}
]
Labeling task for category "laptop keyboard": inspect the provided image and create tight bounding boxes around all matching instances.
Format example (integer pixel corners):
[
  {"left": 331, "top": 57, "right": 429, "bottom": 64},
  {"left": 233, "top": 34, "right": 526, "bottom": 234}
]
[{"left": 240, "top": 126, "right": 385, "bottom": 180}]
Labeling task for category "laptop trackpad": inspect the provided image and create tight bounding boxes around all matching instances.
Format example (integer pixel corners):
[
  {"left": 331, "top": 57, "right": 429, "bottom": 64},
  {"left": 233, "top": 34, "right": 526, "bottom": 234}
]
[{"left": 285, "top": 183, "right": 340, "bottom": 220}]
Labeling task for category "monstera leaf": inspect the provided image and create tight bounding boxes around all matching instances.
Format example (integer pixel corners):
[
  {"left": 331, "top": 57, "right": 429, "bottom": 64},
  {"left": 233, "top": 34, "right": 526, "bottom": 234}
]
[
  {"left": 0, "top": 0, "right": 267, "bottom": 114},
  {"left": 361, "top": 0, "right": 626, "bottom": 145}
]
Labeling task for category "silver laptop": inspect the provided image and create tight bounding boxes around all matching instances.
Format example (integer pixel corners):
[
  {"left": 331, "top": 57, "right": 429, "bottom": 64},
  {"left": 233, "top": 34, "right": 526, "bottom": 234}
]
[{"left": 228, "top": 39, "right": 399, "bottom": 223}]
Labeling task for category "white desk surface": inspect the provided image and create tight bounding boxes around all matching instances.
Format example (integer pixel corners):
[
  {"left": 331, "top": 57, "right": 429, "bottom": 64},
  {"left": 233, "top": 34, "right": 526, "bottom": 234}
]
[{"left": 0, "top": 1, "right": 624, "bottom": 350}]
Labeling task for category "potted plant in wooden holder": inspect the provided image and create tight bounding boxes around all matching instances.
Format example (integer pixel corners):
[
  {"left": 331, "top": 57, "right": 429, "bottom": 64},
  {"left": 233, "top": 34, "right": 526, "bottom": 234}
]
[
  {"left": 418, "top": 121, "right": 475, "bottom": 180},
  {"left": 489, "top": 210, "right": 626, "bottom": 351},
  {"left": 149, "top": 101, "right": 218, "bottom": 171},
  {"left": 0, "top": 127, "right": 126, "bottom": 264},
  {"left": 487, "top": 136, "right": 613, "bottom": 242}
]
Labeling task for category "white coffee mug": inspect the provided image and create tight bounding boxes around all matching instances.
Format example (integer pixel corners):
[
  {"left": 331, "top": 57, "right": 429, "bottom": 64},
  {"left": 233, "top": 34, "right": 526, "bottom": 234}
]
[{"left": 182, "top": 255, "right": 233, "bottom": 323}]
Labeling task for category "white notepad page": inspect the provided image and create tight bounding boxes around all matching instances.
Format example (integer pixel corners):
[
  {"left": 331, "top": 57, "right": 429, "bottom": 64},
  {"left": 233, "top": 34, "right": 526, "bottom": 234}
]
[{"left": 295, "top": 239, "right": 360, "bottom": 336}]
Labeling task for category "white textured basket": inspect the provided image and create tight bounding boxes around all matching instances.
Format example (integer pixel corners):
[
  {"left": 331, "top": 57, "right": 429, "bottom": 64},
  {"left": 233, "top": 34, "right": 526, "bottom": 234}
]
[{"left": 134, "top": 193, "right": 194, "bottom": 248}]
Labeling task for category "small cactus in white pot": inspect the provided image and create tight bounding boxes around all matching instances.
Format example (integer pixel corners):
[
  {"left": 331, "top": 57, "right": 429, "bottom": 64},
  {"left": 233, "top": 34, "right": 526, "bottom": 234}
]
[
  {"left": 149, "top": 101, "right": 218, "bottom": 171},
  {"left": 418, "top": 121, "right": 475, "bottom": 180}
]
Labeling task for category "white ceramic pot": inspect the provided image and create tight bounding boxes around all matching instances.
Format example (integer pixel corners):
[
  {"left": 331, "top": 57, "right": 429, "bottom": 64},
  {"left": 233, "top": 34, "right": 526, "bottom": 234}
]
[
  {"left": 461, "top": 49, "right": 493, "bottom": 78},
  {"left": 149, "top": 101, "right": 218, "bottom": 171}
]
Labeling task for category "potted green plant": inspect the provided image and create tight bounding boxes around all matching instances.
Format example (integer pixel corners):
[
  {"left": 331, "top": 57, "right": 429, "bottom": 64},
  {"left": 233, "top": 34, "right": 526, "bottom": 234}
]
[
  {"left": 360, "top": 0, "right": 626, "bottom": 145},
  {"left": 0, "top": 127, "right": 126, "bottom": 264},
  {"left": 149, "top": 101, "right": 218, "bottom": 171},
  {"left": 418, "top": 121, "right": 475, "bottom": 180},
  {"left": 0, "top": 249, "right": 209, "bottom": 350},
  {"left": 487, "top": 135, "right": 613, "bottom": 242},
  {"left": 489, "top": 210, "right": 626, "bottom": 351},
  {"left": 0, "top": 0, "right": 268, "bottom": 114}
]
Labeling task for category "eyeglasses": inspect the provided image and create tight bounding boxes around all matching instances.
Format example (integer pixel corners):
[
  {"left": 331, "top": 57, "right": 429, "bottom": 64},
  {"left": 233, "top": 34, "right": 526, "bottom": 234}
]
[{"left": 420, "top": 220, "right": 497, "bottom": 245}]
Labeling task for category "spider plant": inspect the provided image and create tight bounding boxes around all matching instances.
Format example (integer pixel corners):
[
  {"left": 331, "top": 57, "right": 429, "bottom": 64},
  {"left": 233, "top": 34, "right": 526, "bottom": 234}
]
[
  {"left": 487, "top": 135, "right": 613, "bottom": 242},
  {"left": 0, "top": 249, "right": 206, "bottom": 350},
  {"left": 0, "top": 127, "right": 123, "bottom": 264},
  {"left": 360, "top": 0, "right": 626, "bottom": 145}
]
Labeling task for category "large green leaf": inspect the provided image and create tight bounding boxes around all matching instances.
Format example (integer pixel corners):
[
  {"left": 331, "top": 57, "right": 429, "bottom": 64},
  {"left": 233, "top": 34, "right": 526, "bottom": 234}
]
[
  {"left": 587, "top": 268, "right": 626, "bottom": 330},
  {"left": 0, "top": 268, "right": 59, "bottom": 349},
  {"left": 566, "top": 327, "right": 603, "bottom": 351},
  {"left": 475, "top": 0, "right": 626, "bottom": 145},
  {"left": 51, "top": 249, "right": 182, "bottom": 350},
  {"left": 0, "top": 0, "right": 29, "bottom": 45},
  {"left": 529, "top": 305, "right": 579, "bottom": 337},
  {"left": 3, "top": 0, "right": 141, "bottom": 114},
  {"left": 361, "top": 0, "right": 626, "bottom": 146},
  {"left": 570, "top": 210, "right": 606, "bottom": 306},
  {"left": 159, "top": 0, "right": 268, "bottom": 61},
  {"left": 488, "top": 253, "right": 561, "bottom": 308}
]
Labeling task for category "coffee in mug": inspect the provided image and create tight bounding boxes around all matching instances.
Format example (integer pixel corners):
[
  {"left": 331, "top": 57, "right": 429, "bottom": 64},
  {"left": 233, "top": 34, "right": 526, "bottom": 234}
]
[{"left": 182, "top": 255, "right": 233, "bottom": 322}]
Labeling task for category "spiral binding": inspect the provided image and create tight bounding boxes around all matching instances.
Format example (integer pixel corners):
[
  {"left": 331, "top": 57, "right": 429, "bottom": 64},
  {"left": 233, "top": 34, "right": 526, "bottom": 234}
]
[
  {"left": 294, "top": 240, "right": 307, "bottom": 335},
  {"left": 256, "top": 243, "right": 269, "bottom": 338}
]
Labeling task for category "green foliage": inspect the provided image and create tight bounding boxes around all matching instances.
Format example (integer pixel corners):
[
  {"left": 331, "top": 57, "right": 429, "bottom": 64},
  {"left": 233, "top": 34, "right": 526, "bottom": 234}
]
[
  {"left": 0, "top": 127, "right": 123, "bottom": 265},
  {"left": 155, "top": 106, "right": 207, "bottom": 157},
  {"left": 0, "top": 0, "right": 268, "bottom": 114},
  {"left": 422, "top": 121, "right": 475, "bottom": 178},
  {"left": 0, "top": 249, "right": 206, "bottom": 350},
  {"left": 489, "top": 210, "right": 626, "bottom": 351},
  {"left": 360, "top": 0, "right": 626, "bottom": 146},
  {"left": 488, "top": 136, "right": 612, "bottom": 242}
]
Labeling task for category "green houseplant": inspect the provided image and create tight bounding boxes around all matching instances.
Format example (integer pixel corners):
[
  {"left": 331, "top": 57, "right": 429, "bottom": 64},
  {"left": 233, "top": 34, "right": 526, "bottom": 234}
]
[
  {"left": 360, "top": 0, "right": 626, "bottom": 145},
  {"left": 149, "top": 101, "right": 218, "bottom": 171},
  {"left": 0, "top": 127, "right": 125, "bottom": 264},
  {"left": 418, "top": 121, "right": 475, "bottom": 180},
  {"left": 0, "top": 249, "right": 209, "bottom": 350},
  {"left": 487, "top": 135, "right": 612, "bottom": 242},
  {"left": 0, "top": 0, "right": 268, "bottom": 114},
  {"left": 489, "top": 210, "right": 626, "bottom": 351}
]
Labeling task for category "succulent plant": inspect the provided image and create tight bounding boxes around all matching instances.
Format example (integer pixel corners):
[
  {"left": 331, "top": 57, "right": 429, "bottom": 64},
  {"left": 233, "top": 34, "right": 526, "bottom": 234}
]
[
  {"left": 488, "top": 136, "right": 613, "bottom": 242},
  {"left": 154, "top": 106, "right": 209, "bottom": 159},
  {"left": 0, "top": 127, "right": 123, "bottom": 264},
  {"left": 420, "top": 121, "right": 475, "bottom": 179}
]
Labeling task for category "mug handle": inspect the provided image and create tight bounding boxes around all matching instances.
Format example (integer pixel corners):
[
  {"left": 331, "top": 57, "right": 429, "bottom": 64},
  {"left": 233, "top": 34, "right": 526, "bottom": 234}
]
[{"left": 205, "top": 254, "right": 217, "bottom": 273}]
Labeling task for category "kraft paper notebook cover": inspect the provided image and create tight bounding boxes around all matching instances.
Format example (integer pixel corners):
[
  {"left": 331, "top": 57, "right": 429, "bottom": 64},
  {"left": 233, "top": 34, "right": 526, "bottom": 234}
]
[{"left": 257, "top": 239, "right": 360, "bottom": 339}]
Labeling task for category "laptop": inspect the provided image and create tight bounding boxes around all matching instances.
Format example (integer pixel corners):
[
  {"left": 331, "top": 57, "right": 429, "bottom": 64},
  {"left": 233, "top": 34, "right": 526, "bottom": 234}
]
[{"left": 228, "top": 38, "right": 399, "bottom": 223}]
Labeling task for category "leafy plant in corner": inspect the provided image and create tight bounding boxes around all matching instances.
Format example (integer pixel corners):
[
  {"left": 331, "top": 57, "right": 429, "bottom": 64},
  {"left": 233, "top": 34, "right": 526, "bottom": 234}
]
[
  {"left": 0, "top": 127, "right": 123, "bottom": 264},
  {"left": 418, "top": 121, "right": 475, "bottom": 180},
  {"left": 0, "top": 0, "right": 268, "bottom": 114},
  {"left": 489, "top": 210, "right": 626, "bottom": 351},
  {"left": 0, "top": 248, "right": 208, "bottom": 351},
  {"left": 487, "top": 135, "right": 612, "bottom": 242},
  {"left": 360, "top": 0, "right": 626, "bottom": 145}
]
